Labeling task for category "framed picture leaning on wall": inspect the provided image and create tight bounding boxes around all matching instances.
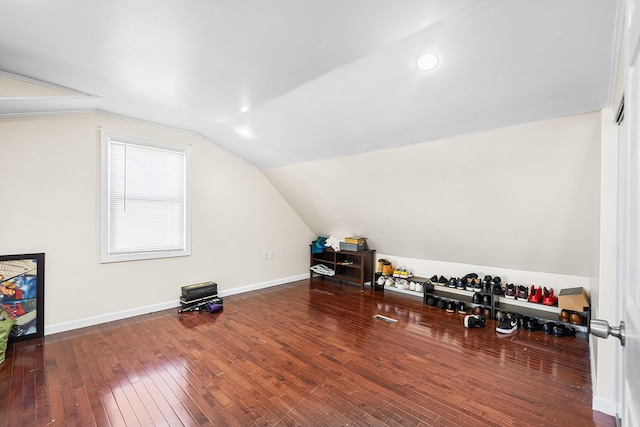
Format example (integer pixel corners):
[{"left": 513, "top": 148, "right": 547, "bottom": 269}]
[{"left": 0, "top": 253, "right": 44, "bottom": 342}]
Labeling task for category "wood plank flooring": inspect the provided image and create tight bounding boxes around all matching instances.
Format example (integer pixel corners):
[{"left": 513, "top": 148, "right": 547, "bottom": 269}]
[{"left": 0, "top": 278, "right": 616, "bottom": 426}]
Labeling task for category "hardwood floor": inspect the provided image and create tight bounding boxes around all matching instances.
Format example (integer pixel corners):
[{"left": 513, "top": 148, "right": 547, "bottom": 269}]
[{"left": 1, "top": 278, "right": 616, "bottom": 426}]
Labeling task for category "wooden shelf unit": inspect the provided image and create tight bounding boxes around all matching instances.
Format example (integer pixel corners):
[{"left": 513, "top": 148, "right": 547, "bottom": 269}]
[{"left": 310, "top": 246, "right": 376, "bottom": 290}]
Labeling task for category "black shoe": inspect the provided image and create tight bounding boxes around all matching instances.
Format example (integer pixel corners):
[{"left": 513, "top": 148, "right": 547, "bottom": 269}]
[
  {"left": 464, "top": 315, "right": 485, "bottom": 328},
  {"left": 448, "top": 278, "right": 457, "bottom": 288},
  {"left": 457, "top": 301, "right": 467, "bottom": 314},
  {"left": 426, "top": 296, "right": 439, "bottom": 307},
  {"left": 456, "top": 279, "right": 466, "bottom": 290},
  {"left": 438, "top": 276, "right": 448, "bottom": 284},
  {"left": 473, "top": 281, "right": 483, "bottom": 292},
  {"left": 518, "top": 315, "right": 529, "bottom": 328},
  {"left": 524, "top": 318, "right": 542, "bottom": 331},
  {"left": 491, "top": 283, "right": 504, "bottom": 295},
  {"left": 482, "top": 294, "right": 492, "bottom": 306},
  {"left": 505, "top": 284, "right": 517, "bottom": 299},
  {"left": 542, "top": 322, "right": 556, "bottom": 334},
  {"left": 436, "top": 299, "right": 447, "bottom": 310},
  {"left": 446, "top": 300, "right": 456, "bottom": 313},
  {"left": 484, "top": 275, "right": 493, "bottom": 283},
  {"left": 483, "top": 281, "right": 493, "bottom": 293},
  {"left": 496, "top": 315, "right": 518, "bottom": 334},
  {"left": 472, "top": 293, "right": 482, "bottom": 304},
  {"left": 552, "top": 324, "right": 576, "bottom": 337},
  {"left": 493, "top": 276, "right": 502, "bottom": 284},
  {"left": 430, "top": 275, "right": 438, "bottom": 283},
  {"left": 465, "top": 280, "right": 475, "bottom": 291},
  {"left": 516, "top": 285, "right": 528, "bottom": 300}
]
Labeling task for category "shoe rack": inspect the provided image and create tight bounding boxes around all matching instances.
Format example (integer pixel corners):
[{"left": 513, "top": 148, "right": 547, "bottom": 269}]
[
  {"left": 375, "top": 274, "right": 434, "bottom": 297},
  {"left": 423, "top": 282, "right": 589, "bottom": 335},
  {"left": 494, "top": 296, "right": 590, "bottom": 334},
  {"left": 424, "top": 283, "right": 495, "bottom": 318},
  {"left": 310, "top": 246, "right": 376, "bottom": 290}
]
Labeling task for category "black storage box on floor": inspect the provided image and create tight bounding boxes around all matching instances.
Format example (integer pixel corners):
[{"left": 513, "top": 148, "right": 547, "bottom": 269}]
[{"left": 181, "top": 281, "right": 218, "bottom": 301}]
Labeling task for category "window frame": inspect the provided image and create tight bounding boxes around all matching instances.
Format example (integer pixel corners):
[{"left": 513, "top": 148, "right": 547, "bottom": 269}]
[{"left": 100, "top": 131, "right": 191, "bottom": 263}]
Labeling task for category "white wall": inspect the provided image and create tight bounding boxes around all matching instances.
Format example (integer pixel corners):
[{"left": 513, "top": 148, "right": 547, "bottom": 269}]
[
  {"left": 0, "top": 113, "right": 315, "bottom": 333},
  {"left": 265, "top": 112, "right": 602, "bottom": 279},
  {"left": 591, "top": 108, "right": 620, "bottom": 415}
]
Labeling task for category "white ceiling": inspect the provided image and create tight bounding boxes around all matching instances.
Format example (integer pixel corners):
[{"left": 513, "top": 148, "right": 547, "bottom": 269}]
[{"left": 0, "top": 0, "right": 621, "bottom": 170}]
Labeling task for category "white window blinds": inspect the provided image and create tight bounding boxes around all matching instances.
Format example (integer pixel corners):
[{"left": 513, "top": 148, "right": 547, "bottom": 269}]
[{"left": 101, "top": 133, "right": 191, "bottom": 262}]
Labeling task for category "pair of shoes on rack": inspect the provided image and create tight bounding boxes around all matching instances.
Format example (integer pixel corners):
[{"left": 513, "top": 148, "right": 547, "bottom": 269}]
[
  {"left": 430, "top": 275, "right": 448, "bottom": 285},
  {"left": 445, "top": 300, "right": 468, "bottom": 314},
  {"left": 448, "top": 277, "right": 466, "bottom": 289},
  {"left": 542, "top": 322, "right": 576, "bottom": 337},
  {"left": 426, "top": 295, "right": 440, "bottom": 307},
  {"left": 528, "top": 285, "right": 559, "bottom": 305},
  {"left": 519, "top": 316, "right": 543, "bottom": 331},
  {"left": 472, "top": 292, "right": 493, "bottom": 306},
  {"left": 559, "top": 310, "right": 584, "bottom": 325},
  {"left": 471, "top": 306, "right": 492, "bottom": 318},
  {"left": 310, "top": 264, "right": 335, "bottom": 276},
  {"left": 442, "top": 299, "right": 467, "bottom": 314}
]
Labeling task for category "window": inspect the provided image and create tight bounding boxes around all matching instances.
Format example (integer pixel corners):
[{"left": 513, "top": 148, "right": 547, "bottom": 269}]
[{"left": 101, "top": 132, "right": 191, "bottom": 262}]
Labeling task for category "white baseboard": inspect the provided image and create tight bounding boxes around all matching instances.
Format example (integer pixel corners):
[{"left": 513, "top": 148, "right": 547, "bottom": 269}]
[
  {"left": 218, "top": 273, "right": 308, "bottom": 297},
  {"left": 589, "top": 332, "right": 619, "bottom": 418},
  {"left": 44, "top": 299, "right": 180, "bottom": 335},
  {"left": 593, "top": 395, "right": 618, "bottom": 417},
  {"left": 45, "top": 273, "right": 309, "bottom": 336}
]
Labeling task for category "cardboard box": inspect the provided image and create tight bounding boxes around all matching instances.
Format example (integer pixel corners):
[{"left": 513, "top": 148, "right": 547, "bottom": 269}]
[
  {"left": 339, "top": 242, "right": 365, "bottom": 251},
  {"left": 558, "top": 287, "right": 590, "bottom": 311},
  {"left": 345, "top": 237, "right": 366, "bottom": 244}
]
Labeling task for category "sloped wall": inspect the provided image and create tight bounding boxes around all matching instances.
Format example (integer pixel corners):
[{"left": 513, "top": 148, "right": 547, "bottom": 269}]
[
  {"left": 264, "top": 112, "right": 601, "bottom": 279},
  {"left": 0, "top": 113, "right": 315, "bottom": 331}
]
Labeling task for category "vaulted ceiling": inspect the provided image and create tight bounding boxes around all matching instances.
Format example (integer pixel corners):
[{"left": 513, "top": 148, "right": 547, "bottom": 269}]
[{"left": 0, "top": 0, "right": 621, "bottom": 170}]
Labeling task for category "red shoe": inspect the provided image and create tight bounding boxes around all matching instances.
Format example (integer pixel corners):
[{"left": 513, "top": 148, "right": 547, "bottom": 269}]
[
  {"left": 528, "top": 286, "right": 542, "bottom": 304},
  {"left": 542, "top": 287, "right": 558, "bottom": 306}
]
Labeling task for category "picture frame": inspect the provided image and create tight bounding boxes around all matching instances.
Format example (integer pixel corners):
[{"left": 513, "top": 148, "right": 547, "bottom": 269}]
[{"left": 0, "top": 253, "right": 44, "bottom": 343}]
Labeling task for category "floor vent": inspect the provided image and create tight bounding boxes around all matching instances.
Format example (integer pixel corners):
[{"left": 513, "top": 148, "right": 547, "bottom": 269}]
[{"left": 373, "top": 314, "right": 397, "bottom": 323}]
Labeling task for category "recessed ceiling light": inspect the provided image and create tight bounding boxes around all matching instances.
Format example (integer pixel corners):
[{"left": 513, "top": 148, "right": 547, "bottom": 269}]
[
  {"left": 235, "top": 126, "right": 254, "bottom": 138},
  {"left": 416, "top": 53, "right": 439, "bottom": 71}
]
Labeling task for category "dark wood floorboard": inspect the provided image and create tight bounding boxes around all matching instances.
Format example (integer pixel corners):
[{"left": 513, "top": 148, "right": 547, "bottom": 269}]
[{"left": 0, "top": 278, "right": 617, "bottom": 426}]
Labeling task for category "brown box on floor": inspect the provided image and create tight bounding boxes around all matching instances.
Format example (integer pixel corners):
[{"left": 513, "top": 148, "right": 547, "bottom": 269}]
[{"left": 558, "top": 287, "right": 590, "bottom": 311}]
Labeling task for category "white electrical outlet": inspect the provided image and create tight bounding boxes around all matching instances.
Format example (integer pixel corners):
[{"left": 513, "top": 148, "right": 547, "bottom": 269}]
[
  {"left": 269, "top": 250, "right": 274, "bottom": 259},
  {"left": 263, "top": 251, "right": 269, "bottom": 260}
]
